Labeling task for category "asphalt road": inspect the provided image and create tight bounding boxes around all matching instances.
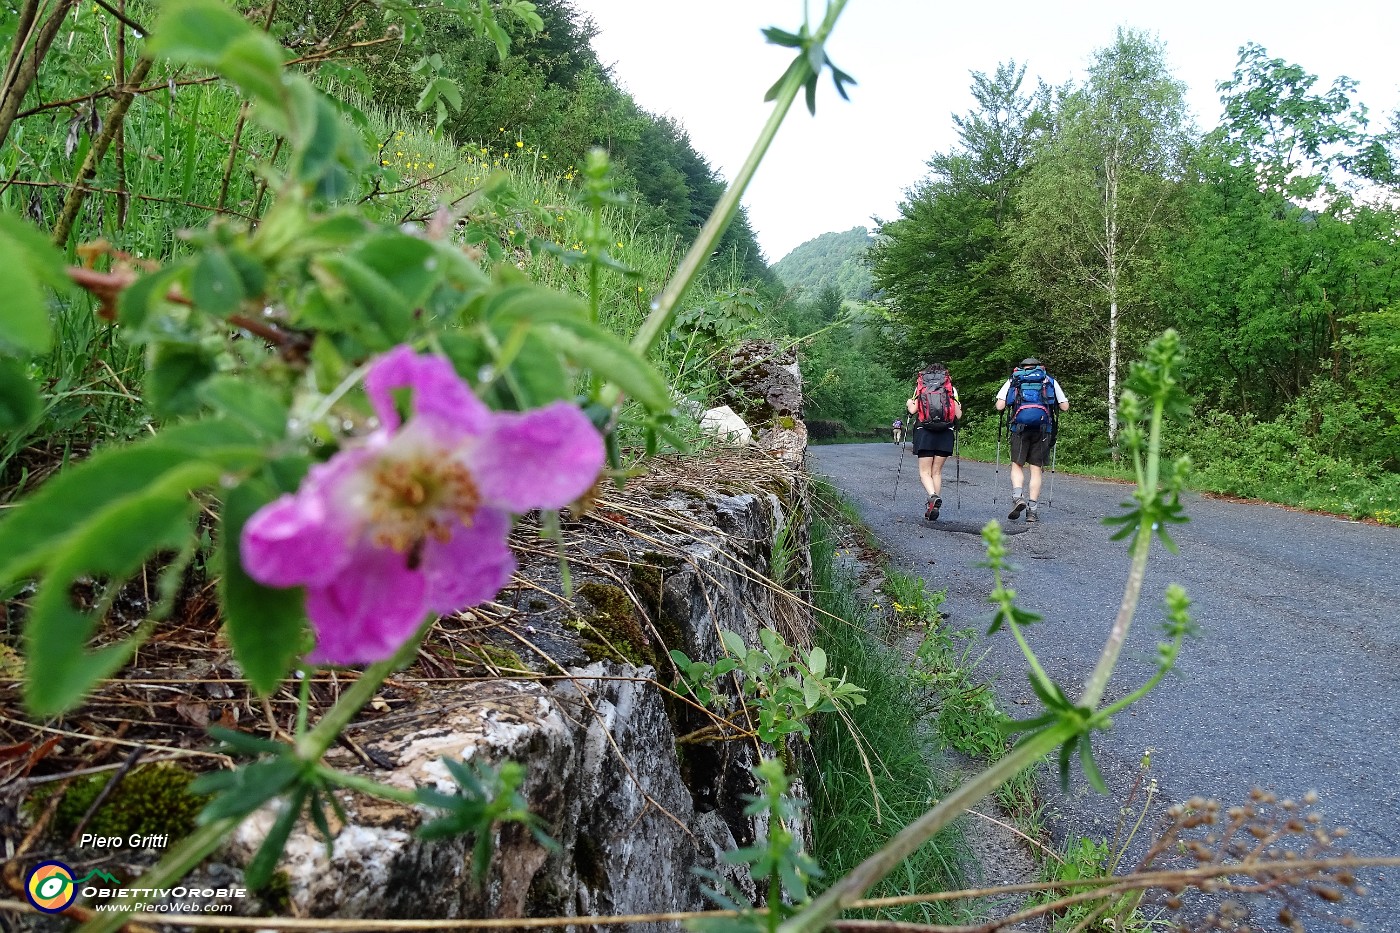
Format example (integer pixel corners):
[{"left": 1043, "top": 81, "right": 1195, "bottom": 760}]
[{"left": 808, "top": 442, "right": 1400, "bottom": 929}]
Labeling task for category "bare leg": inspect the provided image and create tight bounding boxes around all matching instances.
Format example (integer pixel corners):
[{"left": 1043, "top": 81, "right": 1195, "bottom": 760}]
[
  {"left": 1009, "top": 461, "right": 1025, "bottom": 494},
  {"left": 931, "top": 455, "right": 948, "bottom": 496},
  {"left": 1028, "top": 465, "right": 1044, "bottom": 501},
  {"left": 917, "top": 457, "right": 938, "bottom": 497}
]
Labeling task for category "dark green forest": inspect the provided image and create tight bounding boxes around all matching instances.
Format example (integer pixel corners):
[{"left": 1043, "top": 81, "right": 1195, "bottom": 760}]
[
  {"left": 773, "top": 226, "right": 875, "bottom": 300},
  {"left": 869, "top": 33, "right": 1400, "bottom": 522}
]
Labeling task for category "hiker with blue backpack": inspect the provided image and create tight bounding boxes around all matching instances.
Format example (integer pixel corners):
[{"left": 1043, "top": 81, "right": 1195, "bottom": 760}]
[
  {"left": 995, "top": 358, "right": 1070, "bottom": 524},
  {"left": 907, "top": 362, "right": 962, "bottom": 521}
]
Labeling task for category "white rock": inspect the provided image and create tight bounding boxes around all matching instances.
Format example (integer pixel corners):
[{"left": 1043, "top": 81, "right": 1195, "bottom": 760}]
[{"left": 699, "top": 405, "right": 752, "bottom": 446}]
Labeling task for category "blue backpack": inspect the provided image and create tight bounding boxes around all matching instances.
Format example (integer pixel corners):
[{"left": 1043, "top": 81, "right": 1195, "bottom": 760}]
[{"left": 1009, "top": 367, "right": 1056, "bottom": 431}]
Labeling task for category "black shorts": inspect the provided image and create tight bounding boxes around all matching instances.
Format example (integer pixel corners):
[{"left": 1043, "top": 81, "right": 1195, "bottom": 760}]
[
  {"left": 1009, "top": 427, "right": 1054, "bottom": 467},
  {"left": 913, "top": 426, "right": 955, "bottom": 458}
]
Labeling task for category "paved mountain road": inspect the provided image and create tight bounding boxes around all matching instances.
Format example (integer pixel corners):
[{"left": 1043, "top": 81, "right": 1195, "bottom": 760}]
[{"left": 808, "top": 443, "right": 1400, "bottom": 929}]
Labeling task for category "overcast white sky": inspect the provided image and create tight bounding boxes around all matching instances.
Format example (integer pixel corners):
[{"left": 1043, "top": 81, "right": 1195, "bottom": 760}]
[{"left": 573, "top": 0, "right": 1400, "bottom": 262}]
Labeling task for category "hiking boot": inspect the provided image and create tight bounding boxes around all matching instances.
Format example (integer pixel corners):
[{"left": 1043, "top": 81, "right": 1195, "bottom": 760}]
[
  {"left": 1008, "top": 498, "right": 1027, "bottom": 520},
  {"left": 925, "top": 495, "right": 942, "bottom": 521},
  {"left": 1025, "top": 509, "right": 1040, "bottom": 524}
]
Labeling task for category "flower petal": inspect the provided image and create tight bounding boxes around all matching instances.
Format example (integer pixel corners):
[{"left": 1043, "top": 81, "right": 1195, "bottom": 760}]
[
  {"left": 304, "top": 544, "right": 429, "bottom": 665},
  {"left": 240, "top": 448, "right": 373, "bottom": 588},
  {"left": 420, "top": 508, "right": 516, "bottom": 613},
  {"left": 364, "top": 346, "right": 489, "bottom": 435},
  {"left": 474, "top": 402, "right": 605, "bottom": 511}
]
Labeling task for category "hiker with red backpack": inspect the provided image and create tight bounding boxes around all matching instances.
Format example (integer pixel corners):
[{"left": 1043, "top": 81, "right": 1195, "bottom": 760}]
[
  {"left": 907, "top": 363, "right": 962, "bottom": 521},
  {"left": 995, "top": 358, "right": 1070, "bottom": 524}
]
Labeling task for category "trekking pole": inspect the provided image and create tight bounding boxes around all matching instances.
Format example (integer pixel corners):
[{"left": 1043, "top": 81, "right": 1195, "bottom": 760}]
[
  {"left": 993, "top": 411, "right": 1003, "bottom": 506},
  {"left": 890, "top": 432, "right": 906, "bottom": 502},
  {"left": 954, "top": 428, "right": 961, "bottom": 511}
]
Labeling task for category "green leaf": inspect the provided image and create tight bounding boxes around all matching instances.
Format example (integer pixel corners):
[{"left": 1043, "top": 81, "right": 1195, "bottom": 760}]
[
  {"left": 499, "top": 331, "right": 571, "bottom": 407},
  {"left": 1079, "top": 735, "right": 1108, "bottom": 794},
  {"left": 294, "top": 93, "right": 342, "bottom": 184},
  {"left": 0, "top": 210, "right": 71, "bottom": 292},
  {"left": 534, "top": 322, "right": 670, "bottom": 412},
  {"left": 220, "top": 479, "right": 308, "bottom": 695},
  {"left": 219, "top": 31, "right": 288, "bottom": 111},
  {"left": 245, "top": 783, "right": 308, "bottom": 889},
  {"left": 23, "top": 462, "right": 220, "bottom": 714},
  {"left": 208, "top": 725, "right": 287, "bottom": 755},
  {"left": 118, "top": 264, "right": 184, "bottom": 333},
  {"left": 0, "top": 357, "right": 40, "bottom": 430},
  {"left": 0, "top": 213, "right": 59, "bottom": 355},
  {"left": 0, "top": 420, "right": 262, "bottom": 583},
  {"left": 191, "top": 247, "right": 245, "bottom": 315},
  {"left": 316, "top": 254, "right": 413, "bottom": 348},
  {"left": 147, "top": 342, "right": 218, "bottom": 415},
  {"left": 354, "top": 233, "right": 440, "bottom": 310},
  {"left": 198, "top": 376, "right": 288, "bottom": 439},
  {"left": 150, "top": 0, "right": 258, "bottom": 65},
  {"left": 720, "top": 630, "right": 747, "bottom": 657},
  {"left": 806, "top": 646, "right": 826, "bottom": 679},
  {"left": 195, "top": 757, "right": 303, "bottom": 822}
]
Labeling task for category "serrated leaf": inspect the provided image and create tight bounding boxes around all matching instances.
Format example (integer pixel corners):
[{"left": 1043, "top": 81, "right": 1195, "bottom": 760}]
[
  {"left": 220, "top": 479, "right": 307, "bottom": 695},
  {"left": 0, "top": 420, "right": 262, "bottom": 583},
  {"left": 191, "top": 247, "right": 245, "bottom": 315},
  {"left": 149, "top": 0, "right": 258, "bottom": 66},
  {"left": 147, "top": 342, "right": 218, "bottom": 415},
  {"left": 316, "top": 254, "right": 413, "bottom": 348},
  {"left": 0, "top": 357, "right": 40, "bottom": 430},
  {"left": 118, "top": 264, "right": 184, "bottom": 332},
  {"left": 23, "top": 462, "right": 220, "bottom": 714},
  {"left": 198, "top": 376, "right": 288, "bottom": 439},
  {"left": 0, "top": 214, "right": 56, "bottom": 355},
  {"left": 354, "top": 233, "right": 440, "bottom": 311}
]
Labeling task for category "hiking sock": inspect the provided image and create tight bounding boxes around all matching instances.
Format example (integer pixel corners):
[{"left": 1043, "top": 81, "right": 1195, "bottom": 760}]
[{"left": 1013, "top": 486, "right": 1024, "bottom": 501}]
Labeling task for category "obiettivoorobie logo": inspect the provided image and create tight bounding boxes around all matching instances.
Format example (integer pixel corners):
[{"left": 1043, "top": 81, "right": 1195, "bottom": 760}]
[{"left": 25, "top": 861, "right": 122, "bottom": 914}]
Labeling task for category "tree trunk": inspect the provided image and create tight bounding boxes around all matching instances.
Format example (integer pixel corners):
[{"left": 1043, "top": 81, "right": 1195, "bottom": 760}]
[
  {"left": 52, "top": 56, "right": 153, "bottom": 247},
  {"left": 1108, "top": 295, "right": 1119, "bottom": 444},
  {"left": 0, "top": 0, "right": 80, "bottom": 151}
]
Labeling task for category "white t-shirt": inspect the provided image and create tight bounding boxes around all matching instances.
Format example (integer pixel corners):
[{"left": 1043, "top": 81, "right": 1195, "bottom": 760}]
[{"left": 997, "top": 376, "right": 1069, "bottom": 406}]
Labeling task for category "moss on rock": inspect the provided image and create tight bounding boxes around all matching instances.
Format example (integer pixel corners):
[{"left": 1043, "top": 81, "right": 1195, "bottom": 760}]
[{"left": 27, "top": 762, "right": 207, "bottom": 843}]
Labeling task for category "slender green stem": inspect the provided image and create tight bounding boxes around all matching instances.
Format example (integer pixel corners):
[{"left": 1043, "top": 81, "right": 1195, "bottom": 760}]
[
  {"left": 297, "top": 657, "right": 397, "bottom": 760},
  {"left": 627, "top": 0, "right": 850, "bottom": 361},
  {"left": 776, "top": 722, "right": 1073, "bottom": 933},
  {"left": 1098, "top": 635, "right": 1183, "bottom": 720},
  {"left": 318, "top": 766, "right": 418, "bottom": 805},
  {"left": 294, "top": 667, "right": 311, "bottom": 737},
  {"left": 77, "top": 818, "right": 238, "bottom": 933},
  {"left": 1080, "top": 395, "right": 1165, "bottom": 710},
  {"left": 1009, "top": 620, "right": 1052, "bottom": 690}
]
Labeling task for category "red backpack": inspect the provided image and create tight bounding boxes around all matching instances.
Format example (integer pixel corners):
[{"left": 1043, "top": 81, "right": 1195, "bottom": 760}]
[{"left": 914, "top": 365, "right": 956, "bottom": 430}]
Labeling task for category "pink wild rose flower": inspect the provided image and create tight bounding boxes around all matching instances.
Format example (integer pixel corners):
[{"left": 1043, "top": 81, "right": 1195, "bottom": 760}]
[{"left": 240, "top": 345, "right": 605, "bottom": 665}]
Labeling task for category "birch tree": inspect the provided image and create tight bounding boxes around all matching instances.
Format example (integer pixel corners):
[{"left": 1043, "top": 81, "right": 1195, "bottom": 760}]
[{"left": 1012, "top": 29, "right": 1190, "bottom": 446}]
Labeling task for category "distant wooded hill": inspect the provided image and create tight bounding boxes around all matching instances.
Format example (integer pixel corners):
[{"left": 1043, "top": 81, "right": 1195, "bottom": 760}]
[{"left": 773, "top": 227, "right": 875, "bottom": 301}]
